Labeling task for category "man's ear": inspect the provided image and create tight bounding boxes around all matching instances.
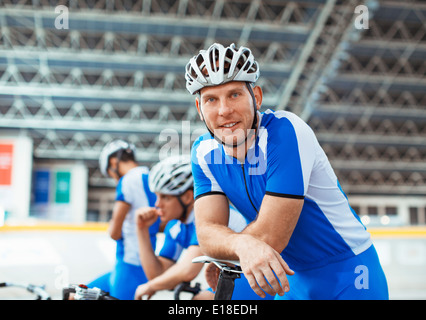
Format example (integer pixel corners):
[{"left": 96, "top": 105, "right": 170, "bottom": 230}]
[
  {"left": 181, "top": 189, "right": 194, "bottom": 205},
  {"left": 195, "top": 97, "right": 204, "bottom": 121},
  {"left": 253, "top": 86, "right": 263, "bottom": 111}
]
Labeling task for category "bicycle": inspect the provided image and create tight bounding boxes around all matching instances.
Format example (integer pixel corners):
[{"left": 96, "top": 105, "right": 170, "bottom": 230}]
[
  {"left": 0, "top": 282, "right": 51, "bottom": 300},
  {"left": 62, "top": 284, "right": 119, "bottom": 300},
  {"left": 0, "top": 280, "right": 201, "bottom": 300},
  {"left": 62, "top": 281, "right": 201, "bottom": 300},
  {"left": 173, "top": 281, "right": 201, "bottom": 300},
  {"left": 192, "top": 256, "right": 242, "bottom": 300}
]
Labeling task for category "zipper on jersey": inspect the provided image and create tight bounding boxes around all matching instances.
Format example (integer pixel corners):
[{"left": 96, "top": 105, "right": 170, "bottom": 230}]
[{"left": 241, "top": 163, "right": 259, "bottom": 214}]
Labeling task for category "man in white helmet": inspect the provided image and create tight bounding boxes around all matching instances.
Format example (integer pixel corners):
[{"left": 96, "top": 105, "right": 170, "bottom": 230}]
[
  {"left": 187, "top": 43, "right": 388, "bottom": 300},
  {"left": 134, "top": 155, "right": 271, "bottom": 300},
  {"left": 87, "top": 140, "right": 160, "bottom": 300}
]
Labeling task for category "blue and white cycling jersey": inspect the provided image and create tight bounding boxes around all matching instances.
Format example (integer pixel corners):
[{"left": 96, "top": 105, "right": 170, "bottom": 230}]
[
  {"left": 158, "top": 208, "right": 276, "bottom": 300},
  {"left": 191, "top": 109, "right": 372, "bottom": 271},
  {"left": 116, "top": 166, "right": 160, "bottom": 266},
  {"left": 88, "top": 166, "right": 161, "bottom": 299},
  {"left": 159, "top": 208, "right": 248, "bottom": 261}
]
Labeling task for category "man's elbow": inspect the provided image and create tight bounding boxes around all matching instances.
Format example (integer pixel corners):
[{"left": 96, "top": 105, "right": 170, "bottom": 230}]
[
  {"left": 145, "top": 269, "right": 161, "bottom": 281},
  {"left": 262, "top": 235, "right": 289, "bottom": 254},
  {"left": 109, "top": 233, "right": 121, "bottom": 241},
  {"left": 194, "top": 227, "right": 212, "bottom": 254},
  {"left": 108, "top": 227, "right": 121, "bottom": 240},
  {"left": 197, "top": 235, "right": 220, "bottom": 259}
]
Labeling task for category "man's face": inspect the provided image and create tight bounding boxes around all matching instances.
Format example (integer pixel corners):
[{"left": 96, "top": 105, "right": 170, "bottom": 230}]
[
  {"left": 195, "top": 81, "right": 262, "bottom": 147},
  {"left": 107, "top": 158, "right": 120, "bottom": 182},
  {"left": 155, "top": 194, "right": 182, "bottom": 222}
]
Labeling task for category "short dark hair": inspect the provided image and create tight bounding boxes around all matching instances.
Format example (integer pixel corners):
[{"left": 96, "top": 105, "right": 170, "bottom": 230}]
[{"left": 109, "top": 149, "right": 135, "bottom": 163}]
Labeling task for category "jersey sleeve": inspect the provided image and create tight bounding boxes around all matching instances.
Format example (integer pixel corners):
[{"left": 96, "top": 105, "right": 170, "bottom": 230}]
[
  {"left": 191, "top": 136, "right": 224, "bottom": 200},
  {"left": 116, "top": 172, "right": 138, "bottom": 204},
  {"left": 142, "top": 173, "right": 157, "bottom": 207},
  {"left": 115, "top": 168, "right": 155, "bottom": 207},
  {"left": 265, "top": 114, "right": 316, "bottom": 199},
  {"left": 115, "top": 177, "right": 128, "bottom": 203},
  {"left": 158, "top": 220, "right": 184, "bottom": 262}
]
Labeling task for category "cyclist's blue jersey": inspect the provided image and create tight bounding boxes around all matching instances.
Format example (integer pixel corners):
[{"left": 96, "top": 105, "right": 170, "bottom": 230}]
[
  {"left": 88, "top": 166, "right": 160, "bottom": 299},
  {"left": 116, "top": 166, "right": 160, "bottom": 265},
  {"left": 191, "top": 109, "right": 372, "bottom": 271},
  {"left": 159, "top": 208, "right": 248, "bottom": 261}
]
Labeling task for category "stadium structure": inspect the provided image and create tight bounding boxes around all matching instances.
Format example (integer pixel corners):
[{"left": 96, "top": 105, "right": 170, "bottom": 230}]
[{"left": 0, "top": 0, "right": 425, "bottom": 225}]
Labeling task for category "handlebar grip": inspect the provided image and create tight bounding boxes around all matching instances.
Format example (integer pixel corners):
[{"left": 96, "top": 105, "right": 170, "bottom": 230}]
[{"left": 174, "top": 282, "right": 201, "bottom": 300}]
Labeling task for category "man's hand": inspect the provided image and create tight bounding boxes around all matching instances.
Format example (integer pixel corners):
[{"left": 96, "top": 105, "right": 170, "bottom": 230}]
[
  {"left": 134, "top": 283, "right": 156, "bottom": 300},
  {"left": 194, "top": 194, "right": 298, "bottom": 298},
  {"left": 234, "top": 234, "right": 294, "bottom": 298},
  {"left": 204, "top": 263, "right": 221, "bottom": 292},
  {"left": 135, "top": 207, "right": 159, "bottom": 229}
]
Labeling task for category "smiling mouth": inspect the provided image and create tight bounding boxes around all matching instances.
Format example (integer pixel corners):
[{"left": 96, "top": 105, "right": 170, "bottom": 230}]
[{"left": 220, "top": 122, "right": 238, "bottom": 128}]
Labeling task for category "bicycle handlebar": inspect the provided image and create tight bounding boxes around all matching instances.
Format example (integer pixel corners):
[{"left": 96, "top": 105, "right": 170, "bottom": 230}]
[
  {"left": 62, "top": 284, "right": 119, "bottom": 300},
  {"left": 173, "top": 281, "right": 201, "bottom": 300}
]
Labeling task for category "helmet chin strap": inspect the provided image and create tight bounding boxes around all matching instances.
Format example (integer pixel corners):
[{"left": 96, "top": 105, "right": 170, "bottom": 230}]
[
  {"left": 176, "top": 194, "right": 190, "bottom": 222},
  {"left": 199, "top": 82, "right": 258, "bottom": 148}
]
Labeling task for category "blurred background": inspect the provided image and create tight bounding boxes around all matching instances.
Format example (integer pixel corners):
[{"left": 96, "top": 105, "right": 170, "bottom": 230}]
[{"left": 0, "top": 0, "right": 425, "bottom": 299}]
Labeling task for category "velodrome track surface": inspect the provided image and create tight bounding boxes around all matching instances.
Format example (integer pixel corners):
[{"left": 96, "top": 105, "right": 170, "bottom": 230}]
[{"left": 1, "top": 222, "right": 426, "bottom": 300}]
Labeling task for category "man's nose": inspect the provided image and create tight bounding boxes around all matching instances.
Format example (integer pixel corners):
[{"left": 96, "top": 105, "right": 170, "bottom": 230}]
[{"left": 218, "top": 99, "right": 233, "bottom": 117}]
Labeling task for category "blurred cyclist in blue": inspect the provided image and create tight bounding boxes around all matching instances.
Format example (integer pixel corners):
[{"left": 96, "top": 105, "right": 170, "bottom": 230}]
[
  {"left": 187, "top": 43, "right": 388, "bottom": 300},
  {"left": 134, "top": 155, "right": 272, "bottom": 300},
  {"left": 87, "top": 140, "right": 160, "bottom": 300}
]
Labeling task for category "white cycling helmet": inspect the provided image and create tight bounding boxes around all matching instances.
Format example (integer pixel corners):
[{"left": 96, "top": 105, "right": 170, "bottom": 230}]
[
  {"left": 99, "top": 140, "right": 136, "bottom": 176},
  {"left": 185, "top": 43, "right": 259, "bottom": 95},
  {"left": 149, "top": 155, "right": 193, "bottom": 196}
]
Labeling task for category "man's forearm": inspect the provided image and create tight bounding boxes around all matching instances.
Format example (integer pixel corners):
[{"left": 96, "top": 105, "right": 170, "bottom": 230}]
[
  {"left": 137, "top": 228, "right": 164, "bottom": 279},
  {"left": 197, "top": 222, "right": 252, "bottom": 261},
  {"left": 148, "top": 270, "right": 184, "bottom": 293},
  {"left": 240, "top": 196, "right": 303, "bottom": 253},
  {"left": 240, "top": 221, "right": 285, "bottom": 252},
  {"left": 148, "top": 263, "right": 193, "bottom": 292},
  {"left": 148, "top": 248, "right": 204, "bottom": 292},
  {"left": 194, "top": 194, "right": 272, "bottom": 261}
]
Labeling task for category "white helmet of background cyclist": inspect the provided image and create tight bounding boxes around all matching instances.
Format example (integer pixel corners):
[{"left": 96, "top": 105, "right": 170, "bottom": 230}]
[
  {"left": 185, "top": 43, "right": 260, "bottom": 95},
  {"left": 149, "top": 155, "right": 193, "bottom": 196},
  {"left": 99, "top": 139, "right": 136, "bottom": 176}
]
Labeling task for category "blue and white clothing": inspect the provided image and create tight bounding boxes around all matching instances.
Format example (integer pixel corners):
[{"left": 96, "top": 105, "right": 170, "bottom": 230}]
[
  {"left": 158, "top": 207, "right": 273, "bottom": 300},
  {"left": 88, "top": 166, "right": 160, "bottom": 299},
  {"left": 116, "top": 166, "right": 160, "bottom": 265},
  {"left": 159, "top": 208, "right": 247, "bottom": 262},
  {"left": 192, "top": 109, "right": 388, "bottom": 299}
]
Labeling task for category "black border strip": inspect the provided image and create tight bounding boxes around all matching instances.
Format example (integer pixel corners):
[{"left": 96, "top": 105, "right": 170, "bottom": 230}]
[
  {"left": 194, "top": 191, "right": 226, "bottom": 201},
  {"left": 265, "top": 191, "right": 305, "bottom": 200}
]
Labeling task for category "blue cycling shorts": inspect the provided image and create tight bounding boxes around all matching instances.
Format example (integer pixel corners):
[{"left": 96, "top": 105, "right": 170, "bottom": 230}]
[
  {"left": 207, "top": 272, "right": 275, "bottom": 300},
  {"left": 87, "top": 239, "right": 148, "bottom": 300},
  {"left": 232, "top": 273, "right": 275, "bottom": 300},
  {"left": 276, "top": 245, "right": 388, "bottom": 300}
]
